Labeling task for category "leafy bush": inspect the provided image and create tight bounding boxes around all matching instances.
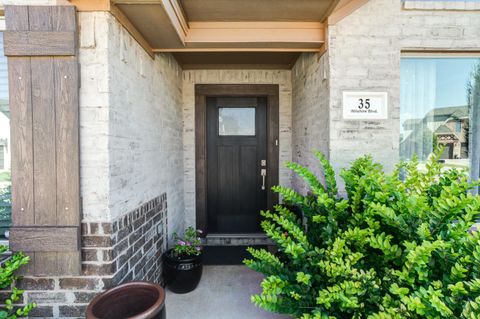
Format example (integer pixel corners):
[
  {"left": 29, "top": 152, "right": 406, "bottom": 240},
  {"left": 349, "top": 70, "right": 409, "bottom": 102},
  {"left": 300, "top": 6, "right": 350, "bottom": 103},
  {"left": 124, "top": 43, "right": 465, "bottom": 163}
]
[
  {"left": 245, "top": 148, "right": 480, "bottom": 318},
  {"left": 0, "top": 246, "right": 36, "bottom": 318},
  {"left": 0, "top": 186, "right": 12, "bottom": 238}
]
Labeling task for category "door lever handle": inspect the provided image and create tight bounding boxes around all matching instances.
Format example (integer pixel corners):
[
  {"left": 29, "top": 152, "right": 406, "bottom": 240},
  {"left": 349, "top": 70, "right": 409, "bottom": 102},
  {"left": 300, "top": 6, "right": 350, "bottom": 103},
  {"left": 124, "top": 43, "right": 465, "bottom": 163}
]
[{"left": 261, "top": 169, "right": 267, "bottom": 190}]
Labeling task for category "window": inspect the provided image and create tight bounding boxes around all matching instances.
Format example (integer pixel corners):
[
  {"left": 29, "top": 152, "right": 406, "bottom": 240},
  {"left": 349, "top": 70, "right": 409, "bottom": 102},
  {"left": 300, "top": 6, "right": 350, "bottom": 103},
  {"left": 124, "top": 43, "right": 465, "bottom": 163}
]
[
  {"left": 218, "top": 108, "right": 256, "bottom": 136},
  {"left": 0, "top": 28, "right": 11, "bottom": 239},
  {"left": 456, "top": 121, "right": 462, "bottom": 133},
  {"left": 400, "top": 56, "right": 480, "bottom": 174}
]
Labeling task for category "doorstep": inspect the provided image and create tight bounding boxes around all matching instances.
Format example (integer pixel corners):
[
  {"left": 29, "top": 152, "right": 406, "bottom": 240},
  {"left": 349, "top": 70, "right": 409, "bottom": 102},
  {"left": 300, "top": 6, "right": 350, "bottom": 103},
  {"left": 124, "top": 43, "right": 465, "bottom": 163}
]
[{"left": 204, "top": 233, "right": 274, "bottom": 246}]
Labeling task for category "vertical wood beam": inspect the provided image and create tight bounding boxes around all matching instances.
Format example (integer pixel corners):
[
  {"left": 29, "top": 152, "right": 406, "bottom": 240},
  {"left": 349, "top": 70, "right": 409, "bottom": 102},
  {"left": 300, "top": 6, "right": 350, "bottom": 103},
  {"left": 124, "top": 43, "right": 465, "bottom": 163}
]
[{"left": 6, "top": 5, "right": 81, "bottom": 276}]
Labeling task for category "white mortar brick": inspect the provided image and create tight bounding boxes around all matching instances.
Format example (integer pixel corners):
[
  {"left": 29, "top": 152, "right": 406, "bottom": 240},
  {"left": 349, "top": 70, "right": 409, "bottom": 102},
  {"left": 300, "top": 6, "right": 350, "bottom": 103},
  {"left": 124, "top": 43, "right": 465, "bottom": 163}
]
[
  {"left": 79, "top": 13, "right": 111, "bottom": 222},
  {"left": 328, "top": 0, "right": 480, "bottom": 191},
  {"left": 106, "top": 14, "right": 184, "bottom": 239},
  {"left": 291, "top": 53, "right": 330, "bottom": 194},
  {"left": 78, "top": 13, "right": 185, "bottom": 241}
]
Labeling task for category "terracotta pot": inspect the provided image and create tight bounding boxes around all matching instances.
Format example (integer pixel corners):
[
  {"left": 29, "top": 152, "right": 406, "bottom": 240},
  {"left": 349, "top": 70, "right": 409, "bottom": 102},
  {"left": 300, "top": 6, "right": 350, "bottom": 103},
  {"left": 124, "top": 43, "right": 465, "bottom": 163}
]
[
  {"left": 86, "top": 281, "right": 166, "bottom": 319},
  {"left": 163, "top": 248, "right": 203, "bottom": 294}
]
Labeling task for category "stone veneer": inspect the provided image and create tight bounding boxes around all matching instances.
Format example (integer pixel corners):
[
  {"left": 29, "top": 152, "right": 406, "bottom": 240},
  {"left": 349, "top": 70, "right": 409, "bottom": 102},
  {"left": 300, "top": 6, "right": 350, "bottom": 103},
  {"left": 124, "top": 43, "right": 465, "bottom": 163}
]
[
  {"left": 328, "top": 0, "right": 480, "bottom": 180},
  {"left": 291, "top": 53, "right": 330, "bottom": 194},
  {"left": 14, "top": 195, "right": 167, "bottom": 318}
]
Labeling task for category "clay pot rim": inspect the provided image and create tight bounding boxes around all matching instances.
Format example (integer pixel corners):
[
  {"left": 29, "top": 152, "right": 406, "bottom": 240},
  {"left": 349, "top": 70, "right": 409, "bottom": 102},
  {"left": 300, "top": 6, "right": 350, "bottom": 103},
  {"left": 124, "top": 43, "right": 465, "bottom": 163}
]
[
  {"left": 86, "top": 281, "right": 165, "bottom": 319},
  {"left": 164, "top": 248, "right": 203, "bottom": 263}
]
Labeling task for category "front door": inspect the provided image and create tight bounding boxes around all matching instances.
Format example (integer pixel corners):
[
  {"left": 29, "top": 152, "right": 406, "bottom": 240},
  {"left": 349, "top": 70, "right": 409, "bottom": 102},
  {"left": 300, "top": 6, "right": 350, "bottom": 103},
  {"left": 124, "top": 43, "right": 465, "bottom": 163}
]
[{"left": 206, "top": 97, "right": 268, "bottom": 233}]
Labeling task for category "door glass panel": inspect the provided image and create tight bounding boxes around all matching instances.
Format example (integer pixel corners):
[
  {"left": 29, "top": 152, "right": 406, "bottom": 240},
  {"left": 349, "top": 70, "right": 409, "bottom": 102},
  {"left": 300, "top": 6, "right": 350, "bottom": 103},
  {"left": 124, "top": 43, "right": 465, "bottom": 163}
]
[{"left": 218, "top": 108, "right": 256, "bottom": 136}]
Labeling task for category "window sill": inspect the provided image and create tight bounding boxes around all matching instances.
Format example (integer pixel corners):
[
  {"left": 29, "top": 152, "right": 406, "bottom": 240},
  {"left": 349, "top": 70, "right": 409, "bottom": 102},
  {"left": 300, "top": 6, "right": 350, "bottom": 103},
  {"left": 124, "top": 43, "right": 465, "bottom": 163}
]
[{"left": 403, "top": 0, "right": 480, "bottom": 11}]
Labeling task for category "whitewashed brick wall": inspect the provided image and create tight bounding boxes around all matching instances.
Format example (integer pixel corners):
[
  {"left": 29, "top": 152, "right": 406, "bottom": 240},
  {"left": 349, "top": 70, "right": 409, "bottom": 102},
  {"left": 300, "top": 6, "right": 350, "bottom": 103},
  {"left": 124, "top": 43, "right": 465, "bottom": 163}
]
[
  {"left": 182, "top": 70, "right": 292, "bottom": 227},
  {"left": 328, "top": 0, "right": 480, "bottom": 187},
  {"left": 291, "top": 53, "right": 330, "bottom": 194},
  {"left": 79, "top": 12, "right": 111, "bottom": 222},
  {"left": 106, "top": 15, "right": 184, "bottom": 238},
  {"left": 78, "top": 13, "right": 185, "bottom": 240}
]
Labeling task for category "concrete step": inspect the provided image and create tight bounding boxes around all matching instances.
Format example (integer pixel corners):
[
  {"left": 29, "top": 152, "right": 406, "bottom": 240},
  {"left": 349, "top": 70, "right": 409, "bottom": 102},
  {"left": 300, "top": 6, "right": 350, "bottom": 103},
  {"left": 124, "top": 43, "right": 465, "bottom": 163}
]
[{"left": 204, "top": 233, "right": 274, "bottom": 246}]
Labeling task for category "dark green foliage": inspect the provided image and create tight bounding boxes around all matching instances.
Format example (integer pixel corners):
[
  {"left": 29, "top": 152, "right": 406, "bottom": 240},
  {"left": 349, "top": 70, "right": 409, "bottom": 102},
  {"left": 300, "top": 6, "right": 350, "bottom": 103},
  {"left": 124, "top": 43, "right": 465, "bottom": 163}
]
[
  {"left": 245, "top": 148, "right": 480, "bottom": 318},
  {"left": 0, "top": 246, "right": 36, "bottom": 318},
  {"left": 0, "top": 186, "right": 12, "bottom": 239}
]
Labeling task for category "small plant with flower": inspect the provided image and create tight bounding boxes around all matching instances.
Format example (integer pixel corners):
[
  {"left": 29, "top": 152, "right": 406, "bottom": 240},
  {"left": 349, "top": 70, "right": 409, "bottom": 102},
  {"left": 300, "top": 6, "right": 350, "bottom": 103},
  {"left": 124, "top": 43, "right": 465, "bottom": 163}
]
[{"left": 172, "top": 227, "right": 202, "bottom": 258}]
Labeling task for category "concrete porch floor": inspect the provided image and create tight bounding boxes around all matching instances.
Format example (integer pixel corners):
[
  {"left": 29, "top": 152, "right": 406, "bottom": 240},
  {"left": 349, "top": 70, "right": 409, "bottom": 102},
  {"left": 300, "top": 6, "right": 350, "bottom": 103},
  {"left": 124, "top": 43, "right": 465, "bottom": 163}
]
[{"left": 165, "top": 265, "right": 291, "bottom": 319}]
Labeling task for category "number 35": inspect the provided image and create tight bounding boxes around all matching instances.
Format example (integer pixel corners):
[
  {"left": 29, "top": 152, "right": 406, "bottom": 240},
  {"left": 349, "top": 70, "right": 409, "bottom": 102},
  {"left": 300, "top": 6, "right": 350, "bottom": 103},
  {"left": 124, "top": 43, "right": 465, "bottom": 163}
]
[{"left": 358, "top": 98, "right": 371, "bottom": 109}]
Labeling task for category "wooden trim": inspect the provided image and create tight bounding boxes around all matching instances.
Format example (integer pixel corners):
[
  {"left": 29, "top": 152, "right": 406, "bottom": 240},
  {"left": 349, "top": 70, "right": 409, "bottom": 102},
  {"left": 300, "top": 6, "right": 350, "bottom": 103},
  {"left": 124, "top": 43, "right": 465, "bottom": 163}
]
[
  {"left": 186, "top": 22, "right": 324, "bottom": 45},
  {"left": 195, "top": 94, "right": 207, "bottom": 233},
  {"left": 328, "top": 0, "right": 369, "bottom": 25},
  {"left": 153, "top": 48, "right": 321, "bottom": 53},
  {"left": 110, "top": 4, "right": 155, "bottom": 58},
  {"left": 195, "top": 84, "right": 279, "bottom": 235},
  {"left": 318, "top": 24, "right": 329, "bottom": 57},
  {"left": 69, "top": 0, "right": 110, "bottom": 11},
  {"left": 402, "top": 50, "right": 480, "bottom": 56},
  {"left": 322, "top": 0, "right": 343, "bottom": 21},
  {"left": 9, "top": 227, "right": 80, "bottom": 252},
  {"left": 162, "top": 0, "right": 188, "bottom": 43},
  {"left": 111, "top": 0, "right": 161, "bottom": 3},
  {"left": 188, "top": 21, "right": 324, "bottom": 29},
  {"left": 196, "top": 84, "right": 279, "bottom": 96},
  {"left": 4, "top": 31, "right": 76, "bottom": 56},
  {"left": 181, "top": 63, "right": 293, "bottom": 70}
]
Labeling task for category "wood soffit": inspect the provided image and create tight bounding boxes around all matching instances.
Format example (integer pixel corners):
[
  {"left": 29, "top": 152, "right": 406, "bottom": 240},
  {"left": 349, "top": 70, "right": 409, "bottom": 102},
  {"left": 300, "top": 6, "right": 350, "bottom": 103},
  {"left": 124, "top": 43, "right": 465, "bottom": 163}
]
[{"left": 67, "top": 0, "right": 369, "bottom": 67}]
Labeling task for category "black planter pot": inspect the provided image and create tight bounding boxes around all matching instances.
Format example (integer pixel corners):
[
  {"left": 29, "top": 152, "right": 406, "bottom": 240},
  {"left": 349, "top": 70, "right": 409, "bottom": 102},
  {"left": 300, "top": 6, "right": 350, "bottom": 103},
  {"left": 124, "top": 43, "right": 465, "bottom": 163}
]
[
  {"left": 163, "top": 248, "right": 203, "bottom": 294},
  {"left": 86, "top": 281, "right": 166, "bottom": 319}
]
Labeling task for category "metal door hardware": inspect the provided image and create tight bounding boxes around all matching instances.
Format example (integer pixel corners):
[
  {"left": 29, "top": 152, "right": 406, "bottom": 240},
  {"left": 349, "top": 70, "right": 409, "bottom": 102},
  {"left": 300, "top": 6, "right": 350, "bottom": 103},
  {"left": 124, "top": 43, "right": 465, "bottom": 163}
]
[{"left": 261, "top": 169, "right": 267, "bottom": 190}]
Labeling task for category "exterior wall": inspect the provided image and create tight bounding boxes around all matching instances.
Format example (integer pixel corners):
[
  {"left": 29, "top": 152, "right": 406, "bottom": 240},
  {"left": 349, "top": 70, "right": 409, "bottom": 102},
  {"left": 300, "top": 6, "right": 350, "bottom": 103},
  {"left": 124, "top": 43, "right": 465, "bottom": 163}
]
[
  {"left": 291, "top": 53, "right": 330, "bottom": 194},
  {"left": 106, "top": 13, "right": 184, "bottom": 239},
  {"left": 182, "top": 70, "right": 292, "bottom": 227},
  {"left": 14, "top": 11, "right": 182, "bottom": 318},
  {"left": 78, "top": 12, "right": 111, "bottom": 223},
  {"left": 328, "top": 0, "right": 480, "bottom": 187}
]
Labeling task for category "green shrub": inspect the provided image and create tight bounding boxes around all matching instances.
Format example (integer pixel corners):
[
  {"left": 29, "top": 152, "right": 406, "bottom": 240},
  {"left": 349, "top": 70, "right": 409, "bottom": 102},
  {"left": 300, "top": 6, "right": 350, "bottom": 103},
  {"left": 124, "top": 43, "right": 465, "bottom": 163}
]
[
  {"left": 0, "top": 246, "right": 36, "bottom": 318},
  {"left": 245, "top": 148, "right": 480, "bottom": 318}
]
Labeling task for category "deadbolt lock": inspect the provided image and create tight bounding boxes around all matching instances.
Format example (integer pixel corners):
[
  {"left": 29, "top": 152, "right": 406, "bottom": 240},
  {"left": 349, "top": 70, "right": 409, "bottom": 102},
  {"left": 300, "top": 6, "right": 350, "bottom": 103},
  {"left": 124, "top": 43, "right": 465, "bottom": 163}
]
[{"left": 261, "top": 160, "right": 267, "bottom": 166}]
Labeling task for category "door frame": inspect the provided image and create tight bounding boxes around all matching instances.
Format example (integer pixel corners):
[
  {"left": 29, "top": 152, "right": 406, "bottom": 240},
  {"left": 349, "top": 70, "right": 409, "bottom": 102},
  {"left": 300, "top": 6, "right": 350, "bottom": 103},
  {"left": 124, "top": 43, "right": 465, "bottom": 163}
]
[{"left": 195, "top": 84, "right": 279, "bottom": 235}]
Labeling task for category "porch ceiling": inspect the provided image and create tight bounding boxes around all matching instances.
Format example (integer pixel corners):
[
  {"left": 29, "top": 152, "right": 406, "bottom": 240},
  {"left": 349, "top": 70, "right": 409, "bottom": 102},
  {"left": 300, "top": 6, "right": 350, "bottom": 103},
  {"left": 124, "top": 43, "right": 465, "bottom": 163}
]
[
  {"left": 178, "top": 0, "right": 333, "bottom": 22},
  {"left": 72, "top": 0, "right": 369, "bottom": 68}
]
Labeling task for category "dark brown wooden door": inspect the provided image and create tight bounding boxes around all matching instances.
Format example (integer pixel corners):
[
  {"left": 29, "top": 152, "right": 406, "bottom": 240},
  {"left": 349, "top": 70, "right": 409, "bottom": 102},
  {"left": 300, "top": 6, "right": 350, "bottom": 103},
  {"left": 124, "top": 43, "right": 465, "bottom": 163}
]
[{"left": 207, "top": 97, "right": 267, "bottom": 233}]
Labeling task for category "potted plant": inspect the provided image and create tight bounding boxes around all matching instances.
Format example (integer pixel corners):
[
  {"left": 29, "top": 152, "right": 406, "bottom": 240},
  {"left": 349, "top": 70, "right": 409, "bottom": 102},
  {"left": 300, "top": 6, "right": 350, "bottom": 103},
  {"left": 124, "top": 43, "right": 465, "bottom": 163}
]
[
  {"left": 163, "top": 227, "right": 203, "bottom": 294},
  {"left": 86, "top": 282, "right": 166, "bottom": 319}
]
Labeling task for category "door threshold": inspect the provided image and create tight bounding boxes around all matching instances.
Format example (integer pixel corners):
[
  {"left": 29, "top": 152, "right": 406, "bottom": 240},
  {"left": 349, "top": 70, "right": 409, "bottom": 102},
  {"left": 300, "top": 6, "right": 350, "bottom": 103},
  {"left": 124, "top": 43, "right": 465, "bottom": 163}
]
[
  {"left": 206, "top": 233, "right": 268, "bottom": 239},
  {"left": 204, "top": 233, "right": 273, "bottom": 246}
]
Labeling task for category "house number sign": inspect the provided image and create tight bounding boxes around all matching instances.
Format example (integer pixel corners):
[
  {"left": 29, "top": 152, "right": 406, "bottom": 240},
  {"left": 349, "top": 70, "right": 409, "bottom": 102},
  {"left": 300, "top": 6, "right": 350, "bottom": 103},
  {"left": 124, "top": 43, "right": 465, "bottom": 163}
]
[{"left": 343, "top": 91, "right": 388, "bottom": 120}]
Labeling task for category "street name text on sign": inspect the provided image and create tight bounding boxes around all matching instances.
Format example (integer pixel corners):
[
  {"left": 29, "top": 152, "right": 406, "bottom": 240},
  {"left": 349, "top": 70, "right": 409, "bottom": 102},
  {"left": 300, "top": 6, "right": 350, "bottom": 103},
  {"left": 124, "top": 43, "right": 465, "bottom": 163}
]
[{"left": 343, "top": 91, "right": 388, "bottom": 120}]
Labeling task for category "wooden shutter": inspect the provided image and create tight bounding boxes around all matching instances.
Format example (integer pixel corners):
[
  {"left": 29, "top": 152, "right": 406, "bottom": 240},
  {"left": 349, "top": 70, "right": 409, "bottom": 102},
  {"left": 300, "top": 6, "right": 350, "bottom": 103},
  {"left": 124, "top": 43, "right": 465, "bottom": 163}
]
[{"left": 4, "top": 5, "right": 80, "bottom": 276}]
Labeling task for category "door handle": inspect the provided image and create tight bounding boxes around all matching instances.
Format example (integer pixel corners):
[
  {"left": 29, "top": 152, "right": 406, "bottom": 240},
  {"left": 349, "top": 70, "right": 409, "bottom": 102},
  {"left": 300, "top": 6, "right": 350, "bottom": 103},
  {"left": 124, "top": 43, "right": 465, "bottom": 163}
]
[{"left": 261, "top": 169, "right": 267, "bottom": 190}]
